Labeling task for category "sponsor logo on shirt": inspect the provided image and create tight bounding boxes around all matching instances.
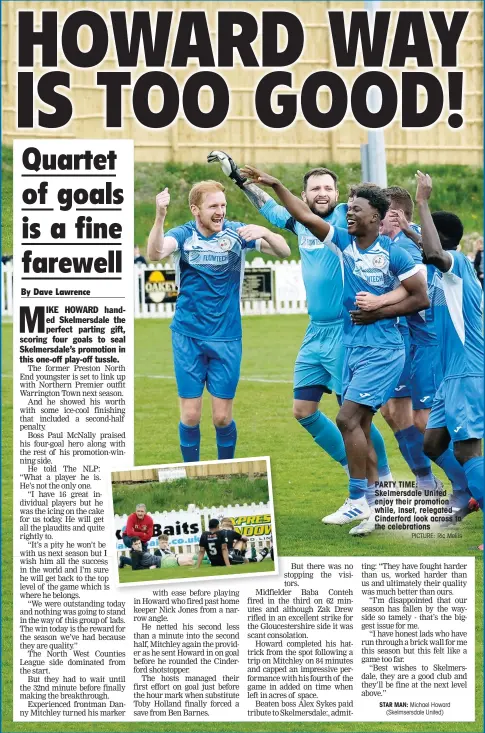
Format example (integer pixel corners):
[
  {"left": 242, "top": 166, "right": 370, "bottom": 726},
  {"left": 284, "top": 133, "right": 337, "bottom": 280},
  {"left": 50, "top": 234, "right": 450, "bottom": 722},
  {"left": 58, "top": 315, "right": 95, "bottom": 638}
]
[
  {"left": 189, "top": 250, "right": 229, "bottom": 265},
  {"left": 300, "top": 235, "right": 325, "bottom": 250}
]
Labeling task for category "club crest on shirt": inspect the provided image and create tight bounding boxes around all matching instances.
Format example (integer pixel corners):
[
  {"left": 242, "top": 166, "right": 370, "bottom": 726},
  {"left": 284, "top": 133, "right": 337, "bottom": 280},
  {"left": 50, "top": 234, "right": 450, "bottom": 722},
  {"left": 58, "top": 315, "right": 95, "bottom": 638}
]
[
  {"left": 372, "top": 254, "right": 386, "bottom": 268},
  {"left": 218, "top": 237, "right": 232, "bottom": 251}
]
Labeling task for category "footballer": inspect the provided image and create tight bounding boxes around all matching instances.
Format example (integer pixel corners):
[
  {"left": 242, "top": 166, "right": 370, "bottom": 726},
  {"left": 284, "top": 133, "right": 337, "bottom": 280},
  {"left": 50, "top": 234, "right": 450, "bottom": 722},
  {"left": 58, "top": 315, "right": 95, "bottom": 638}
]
[
  {"left": 220, "top": 518, "right": 271, "bottom": 564},
  {"left": 147, "top": 181, "right": 289, "bottom": 462},
  {"left": 208, "top": 151, "right": 394, "bottom": 495},
  {"left": 365, "top": 172, "right": 484, "bottom": 515},
  {"left": 358, "top": 189, "right": 476, "bottom": 513},
  {"left": 197, "top": 518, "right": 231, "bottom": 567},
  {"left": 240, "top": 165, "right": 429, "bottom": 536}
]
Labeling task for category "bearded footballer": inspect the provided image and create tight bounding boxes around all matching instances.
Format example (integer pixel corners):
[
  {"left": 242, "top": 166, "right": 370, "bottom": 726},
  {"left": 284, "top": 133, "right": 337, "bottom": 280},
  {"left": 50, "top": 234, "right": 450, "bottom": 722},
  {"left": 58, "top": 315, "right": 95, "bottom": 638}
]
[
  {"left": 209, "top": 151, "right": 394, "bottom": 498},
  {"left": 240, "top": 165, "right": 429, "bottom": 536}
]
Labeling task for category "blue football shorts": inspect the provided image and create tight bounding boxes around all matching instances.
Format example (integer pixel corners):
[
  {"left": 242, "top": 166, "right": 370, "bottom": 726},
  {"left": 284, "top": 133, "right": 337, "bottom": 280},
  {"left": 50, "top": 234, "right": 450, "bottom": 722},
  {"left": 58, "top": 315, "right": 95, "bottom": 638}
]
[
  {"left": 172, "top": 330, "right": 242, "bottom": 400},
  {"left": 426, "top": 375, "right": 484, "bottom": 441},
  {"left": 409, "top": 343, "right": 443, "bottom": 411},
  {"left": 294, "top": 319, "right": 344, "bottom": 400},
  {"left": 391, "top": 327, "right": 412, "bottom": 399},
  {"left": 342, "top": 345, "right": 406, "bottom": 413}
]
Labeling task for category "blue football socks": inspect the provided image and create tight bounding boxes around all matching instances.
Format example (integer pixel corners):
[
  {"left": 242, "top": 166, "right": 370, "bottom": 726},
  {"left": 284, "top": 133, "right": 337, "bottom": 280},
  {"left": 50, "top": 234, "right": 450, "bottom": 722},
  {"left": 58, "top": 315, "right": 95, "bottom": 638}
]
[
  {"left": 349, "top": 477, "right": 367, "bottom": 500},
  {"left": 297, "top": 411, "right": 348, "bottom": 468},
  {"left": 370, "top": 423, "right": 392, "bottom": 480},
  {"left": 179, "top": 422, "right": 200, "bottom": 463},
  {"left": 216, "top": 420, "right": 238, "bottom": 460},
  {"left": 395, "top": 425, "right": 435, "bottom": 488},
  {"left": 463, "top": 456, "right": 484, "bottom": 509}
]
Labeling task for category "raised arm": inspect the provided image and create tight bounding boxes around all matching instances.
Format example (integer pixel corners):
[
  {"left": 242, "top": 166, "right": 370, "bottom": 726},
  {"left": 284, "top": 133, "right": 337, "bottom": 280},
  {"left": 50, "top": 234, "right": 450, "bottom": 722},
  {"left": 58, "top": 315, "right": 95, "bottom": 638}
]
[
  {"left": 241, "top": 165, "right": 331, "bottom": 241},
  {"left": 147, "top": 188, "right": 178, "bottom": 261},
  {"left": 415, "top": 171, "right": 452, "bottom": 273},
  {"left": 237, "top": 225, "right": 290, "bottom": 259},
  {"left": 208, "top": 150, "right": 272, "bottom": 209},
  {"left": 389, "top": 209, "right": 422, "bottom": 247}
]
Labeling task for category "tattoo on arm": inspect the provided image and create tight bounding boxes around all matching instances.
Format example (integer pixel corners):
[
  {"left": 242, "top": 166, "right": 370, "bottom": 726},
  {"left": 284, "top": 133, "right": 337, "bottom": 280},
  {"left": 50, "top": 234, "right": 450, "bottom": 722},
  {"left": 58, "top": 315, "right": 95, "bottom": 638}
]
[{"left": 243, "top": 183, "right": 271, "bottom": 209}]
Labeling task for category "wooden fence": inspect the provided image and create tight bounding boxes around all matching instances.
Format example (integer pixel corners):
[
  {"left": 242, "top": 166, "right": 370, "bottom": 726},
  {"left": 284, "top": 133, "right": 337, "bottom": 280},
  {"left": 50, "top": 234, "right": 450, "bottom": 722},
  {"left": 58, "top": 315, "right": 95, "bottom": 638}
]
[
  {"left": 111, "top": 458, "right": 268, "bottom": 483},
  {"left": 2, "top": 1, "right": 482, "bottom": 165}
]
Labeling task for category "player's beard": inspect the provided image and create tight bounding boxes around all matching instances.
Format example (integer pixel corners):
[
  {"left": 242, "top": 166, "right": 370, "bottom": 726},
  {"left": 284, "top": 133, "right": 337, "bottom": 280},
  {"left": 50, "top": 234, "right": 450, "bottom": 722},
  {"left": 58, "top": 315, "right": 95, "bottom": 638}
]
[{"left": 309, "top": 200, "right": 337, "bottom": 218}]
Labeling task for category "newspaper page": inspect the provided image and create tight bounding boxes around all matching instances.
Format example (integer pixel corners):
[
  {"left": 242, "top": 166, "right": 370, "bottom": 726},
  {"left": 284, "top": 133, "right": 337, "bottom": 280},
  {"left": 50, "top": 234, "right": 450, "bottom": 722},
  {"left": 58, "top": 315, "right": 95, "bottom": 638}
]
[{"left": 2, "top": 1, "right": 483, "bottom": 732}]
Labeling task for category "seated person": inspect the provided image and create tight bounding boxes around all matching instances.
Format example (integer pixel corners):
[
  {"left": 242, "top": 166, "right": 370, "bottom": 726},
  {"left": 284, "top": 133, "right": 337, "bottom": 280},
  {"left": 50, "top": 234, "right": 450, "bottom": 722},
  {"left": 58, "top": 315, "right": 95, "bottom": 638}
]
[
  {"left": 119, "top": 538, "right": 162, "bottom": 570},
  {"left": 153, "top": 534, "right": 195, "bottom": 566},
  {"left": 220, "top": 518, "right": 271, "bottom": 564}
]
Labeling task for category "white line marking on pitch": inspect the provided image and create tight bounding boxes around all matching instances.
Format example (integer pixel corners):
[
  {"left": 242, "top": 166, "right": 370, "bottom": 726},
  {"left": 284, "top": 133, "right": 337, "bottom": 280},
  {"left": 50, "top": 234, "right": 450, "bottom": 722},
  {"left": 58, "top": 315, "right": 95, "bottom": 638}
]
[
  {"left": 135, "top": 374, "right": 292, "bottom": 384},
  {"left": 2, "top": 373, "right": 293, "bottom": 384}
]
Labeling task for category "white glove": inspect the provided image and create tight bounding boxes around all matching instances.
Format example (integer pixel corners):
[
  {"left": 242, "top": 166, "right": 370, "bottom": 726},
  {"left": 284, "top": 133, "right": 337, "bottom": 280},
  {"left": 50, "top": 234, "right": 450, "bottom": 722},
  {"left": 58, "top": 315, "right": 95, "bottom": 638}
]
[{"left": 207, "top": 150, "right": 247, "bottom": 188}]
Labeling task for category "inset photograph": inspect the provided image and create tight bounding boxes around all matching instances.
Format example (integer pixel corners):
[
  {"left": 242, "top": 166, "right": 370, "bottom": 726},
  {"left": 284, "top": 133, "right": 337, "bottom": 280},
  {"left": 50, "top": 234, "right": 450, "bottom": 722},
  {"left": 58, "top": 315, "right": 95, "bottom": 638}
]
[{"left": 112, "top": 457, "right": 276, "bottom": 584}]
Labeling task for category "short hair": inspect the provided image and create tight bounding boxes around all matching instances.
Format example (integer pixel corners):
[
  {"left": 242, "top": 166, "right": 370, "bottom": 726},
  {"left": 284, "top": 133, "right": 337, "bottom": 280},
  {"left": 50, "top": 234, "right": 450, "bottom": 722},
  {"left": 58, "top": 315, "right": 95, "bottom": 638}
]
[
  {"left": 221, "top": 518, "right": 234, "bottom": 528},
  {"left": 189, "top": 180, "right": 225, "bottom": 208},
  {"left": 158, "top": 534, "right": 169, "bottom": 542},
  {"left": 384, "top": 186, "right": 414, "bottom": 221},
  {"left": 208, "top": 518, "right": 220, "bottom": 530},
  {"left": 303, "top": 167, "right": 338, "bottom": 190},
  {"left": 348, "top": 184, "right": 389, "bottom": 220},
  {"left": 135, "top": 504, "right": 146, "bottom": 511},
  {"left": 431, "top": 211, "right": 464, "bottom": 249}
]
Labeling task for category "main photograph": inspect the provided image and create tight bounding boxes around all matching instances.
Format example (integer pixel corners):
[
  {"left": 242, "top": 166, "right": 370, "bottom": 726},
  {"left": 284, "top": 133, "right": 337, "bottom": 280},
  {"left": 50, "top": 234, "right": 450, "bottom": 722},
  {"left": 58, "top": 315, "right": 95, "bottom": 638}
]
[
  {"left": 119, "top": 4, "right": 484, "bottom": 558},
  {"left": 2, "top": 2, "right": 483, "bottom": 563}
]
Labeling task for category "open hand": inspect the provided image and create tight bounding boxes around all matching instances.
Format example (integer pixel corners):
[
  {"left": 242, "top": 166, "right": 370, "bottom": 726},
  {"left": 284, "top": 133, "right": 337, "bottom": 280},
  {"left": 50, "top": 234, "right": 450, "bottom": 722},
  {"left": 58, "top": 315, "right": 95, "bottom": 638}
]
[
  {"left": 354, "top": 292, "right": 382, "bottom": 311},
  {"left": 415, "top": 171, "right": 432, "bottom": 204},
  {"left": 240, "top": 165, "right": 280, "bottom": 188}
]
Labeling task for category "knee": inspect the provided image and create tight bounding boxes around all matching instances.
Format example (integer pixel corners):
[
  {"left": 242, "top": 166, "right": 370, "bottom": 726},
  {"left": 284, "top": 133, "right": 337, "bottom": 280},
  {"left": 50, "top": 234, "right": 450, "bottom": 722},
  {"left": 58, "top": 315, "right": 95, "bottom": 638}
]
[
  {"left": 293, "top": 401, "right": 315, "bottom": 420},
  {"left": 182, "top": 409, "right": 200, "bottom": 427},
  {"left": 453, "top": 441, "right": 479, "bottom": 466},
  {"left": 213, "top": 412, "right": 232, "bottom": 428},
  {"left": 423, "top": 432, "right": 441, "bottom": 461},
  {"left": 336, "top": 411, "right": 354, "bottom": 435},
  {"left": 413, "top": 410, "right": 428, "bottom": 433}
]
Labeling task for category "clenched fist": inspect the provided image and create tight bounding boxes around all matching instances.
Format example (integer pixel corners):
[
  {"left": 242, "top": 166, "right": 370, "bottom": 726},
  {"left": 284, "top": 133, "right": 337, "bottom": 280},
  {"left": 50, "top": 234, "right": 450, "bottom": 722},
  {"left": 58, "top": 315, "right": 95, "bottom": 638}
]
[
  {"left": 156, "top": 188, "right": 170, "bottom": 217},
  {"left": 237, "top": 225, "right": 268, "bottom": 242}
]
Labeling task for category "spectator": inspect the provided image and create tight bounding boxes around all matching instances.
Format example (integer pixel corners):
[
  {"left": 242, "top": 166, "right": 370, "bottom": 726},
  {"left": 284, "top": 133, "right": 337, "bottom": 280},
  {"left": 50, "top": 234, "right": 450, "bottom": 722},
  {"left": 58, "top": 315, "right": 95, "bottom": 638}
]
[
  {"left": 119, "top": 538, "right": 162, "bottom": 570},
  {"left": 134, "top": 246, "right": 147, "bottom": 266},
  {"left": 122, "top": 503, "right": 154, "bottom": 551}
]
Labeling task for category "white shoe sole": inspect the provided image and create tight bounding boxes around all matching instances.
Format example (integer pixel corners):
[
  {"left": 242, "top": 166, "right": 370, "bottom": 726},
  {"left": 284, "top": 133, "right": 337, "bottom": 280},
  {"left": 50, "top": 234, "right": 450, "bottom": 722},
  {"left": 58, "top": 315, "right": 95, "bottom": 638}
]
[
  {"left": 349, "top": 520, "right": 375, "bottom": 536},
  {"left": 322, "top": 509, "right": 371, "bottom": 525}
]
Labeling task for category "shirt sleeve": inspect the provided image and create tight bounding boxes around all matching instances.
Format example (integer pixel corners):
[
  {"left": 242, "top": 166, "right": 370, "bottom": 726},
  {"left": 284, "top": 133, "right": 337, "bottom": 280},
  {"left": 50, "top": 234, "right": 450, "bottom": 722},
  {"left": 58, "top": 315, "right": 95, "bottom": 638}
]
[
  {"left": 390, "top": 246, "right": 421, "bottom": 281},
  {"left": 231, "top": 221, "right": 261, "bottom": 251},
  {"left": 398, "top": 237, "right": 424, "bottom": 267},
  {"left": 124, "top": 514, "right": 135, "bottom": 536},
  {"left": 259, "top": 198, "right": 296, "bottom": 233},
  {"left": 164, "top": 223, "right": 192, "bottom": 249},
  {"left": 199, "top": 533, "right": 207, "bottom": 550},
  {"left": 322, "top": 225, "right": 352, "bottom": 255}
]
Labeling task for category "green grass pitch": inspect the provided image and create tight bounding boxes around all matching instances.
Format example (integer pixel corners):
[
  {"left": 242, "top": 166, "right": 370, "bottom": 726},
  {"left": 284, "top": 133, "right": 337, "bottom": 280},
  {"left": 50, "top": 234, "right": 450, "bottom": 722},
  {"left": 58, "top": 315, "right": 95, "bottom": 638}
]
[
  {"left": 118, "top": 559, "right": 276, "bottom": 584},
  {"left": 2, "top": 317, "right": 483, "bottom": 732}
]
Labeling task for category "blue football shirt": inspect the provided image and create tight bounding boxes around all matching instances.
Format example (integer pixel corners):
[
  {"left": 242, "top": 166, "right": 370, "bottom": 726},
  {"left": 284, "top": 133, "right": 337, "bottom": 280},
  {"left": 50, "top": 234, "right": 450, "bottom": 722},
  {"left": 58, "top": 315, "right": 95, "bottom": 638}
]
[
  {"left": 324, "top": 225, "right": 420, "bottom": 348},
  {"left": 258, "top": 199, "right": 348, "bottom": 322},
  {"left": 393, "top": 231, "right": 437, "bottom": 346},
  {"left": 165, "top": 220, "right": 259, "bottom": 341},
  {"left": 428, "top": 250, "right": 484, "bottom": 379}
]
